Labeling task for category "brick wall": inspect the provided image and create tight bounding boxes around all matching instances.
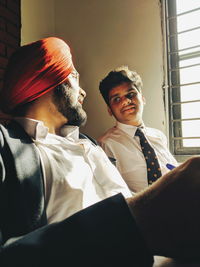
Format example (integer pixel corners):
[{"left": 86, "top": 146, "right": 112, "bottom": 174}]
[
  {"left": 0, "top": 0, "right": 21, "bottom": 92},
  {"left": 0, "top": 0, "right": 20, "bottom": 119}
]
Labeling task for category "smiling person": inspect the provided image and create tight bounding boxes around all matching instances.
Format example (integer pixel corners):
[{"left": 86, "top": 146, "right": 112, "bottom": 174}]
[{"left": 98, "top": 66, "right": 178, "bottom": 193}]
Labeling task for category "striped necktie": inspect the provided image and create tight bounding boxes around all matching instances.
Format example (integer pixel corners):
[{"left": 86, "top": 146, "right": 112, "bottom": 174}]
[{"left": 135, "top": 128, "right": 162, "bottom": 185}]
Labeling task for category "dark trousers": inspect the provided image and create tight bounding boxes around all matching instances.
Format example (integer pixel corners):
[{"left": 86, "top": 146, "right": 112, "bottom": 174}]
[{"left": 0, "top": 194, "right": 153, "bottom": 267}]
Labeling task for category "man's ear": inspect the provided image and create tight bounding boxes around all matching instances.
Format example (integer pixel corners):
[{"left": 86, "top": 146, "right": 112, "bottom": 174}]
[{"left": 107, "top": 106, "right": 113, "bottom": 116}]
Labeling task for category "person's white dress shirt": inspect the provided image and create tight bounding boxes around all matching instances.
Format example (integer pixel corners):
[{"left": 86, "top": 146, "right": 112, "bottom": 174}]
[
  {"left": 98, "top": 121, "right": 178, "bottom": 193},
  {"left": 15, "top": 118, "right": 132, "bottom": 223}
]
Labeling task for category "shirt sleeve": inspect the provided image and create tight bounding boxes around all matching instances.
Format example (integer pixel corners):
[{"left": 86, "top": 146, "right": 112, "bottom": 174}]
[
  {"left": 98, "top": 138, "right": 115, "bottom": 158},
  {"left": 91, "top": 144, "right": 133, "bottom": 198},
  {"left": 157, "top": 129, "right": 178, "bottom": 165}
]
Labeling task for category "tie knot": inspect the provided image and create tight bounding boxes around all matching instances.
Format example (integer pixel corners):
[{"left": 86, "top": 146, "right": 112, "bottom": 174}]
[{"left": 135, "top": 128, "right": 144, "bottom": 138}]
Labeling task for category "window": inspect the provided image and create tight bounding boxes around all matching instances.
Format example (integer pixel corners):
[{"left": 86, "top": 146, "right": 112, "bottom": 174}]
[{"left": 163, "top": 0, "right": 200, "bottom": 161}]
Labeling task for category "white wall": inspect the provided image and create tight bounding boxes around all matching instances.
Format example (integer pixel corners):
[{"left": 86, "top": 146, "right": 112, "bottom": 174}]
[
  {"left": 21, "top": 0, "right": 166, "bottom": 139},
  {"left": 21, "top": 0, "right": 55, "bottom": 44}
]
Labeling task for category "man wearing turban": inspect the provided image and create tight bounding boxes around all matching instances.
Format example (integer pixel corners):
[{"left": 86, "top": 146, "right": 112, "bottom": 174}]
[{"left": 0, "top": 37, "right": 200, "bottom": 267}]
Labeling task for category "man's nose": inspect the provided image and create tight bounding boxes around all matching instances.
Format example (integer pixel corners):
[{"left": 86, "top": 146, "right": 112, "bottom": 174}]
[{"left": 121, "top": 95, "right": 131, "bottom": 106}]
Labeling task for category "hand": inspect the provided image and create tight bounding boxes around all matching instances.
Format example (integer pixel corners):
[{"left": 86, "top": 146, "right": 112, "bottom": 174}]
[{"left": 127, "top": 156, "right": 200, "bottom": 260}]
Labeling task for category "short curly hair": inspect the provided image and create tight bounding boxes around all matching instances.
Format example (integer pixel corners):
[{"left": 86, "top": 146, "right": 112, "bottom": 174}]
[{"left": 99, "top": 66, "right": 143, "bottom": 105}]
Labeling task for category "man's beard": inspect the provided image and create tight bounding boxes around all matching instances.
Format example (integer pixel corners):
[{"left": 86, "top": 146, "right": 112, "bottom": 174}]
[{"left": 52, "top": 83, "right": 87, "bottom": 127}]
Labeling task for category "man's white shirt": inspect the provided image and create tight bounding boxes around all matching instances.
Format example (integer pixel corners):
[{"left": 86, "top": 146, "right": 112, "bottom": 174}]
[
  {"left": 98, "top": 121, "right": 178, "bottom": 193},
  {"left": 15, "top": 117, "right": 132, "bottom": 223}
]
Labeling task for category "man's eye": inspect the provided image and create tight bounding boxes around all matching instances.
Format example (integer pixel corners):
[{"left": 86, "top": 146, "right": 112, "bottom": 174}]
[
  {"left": 71, "top": 71, "right": 79, "bottom": 83},
  {"left": 112, "top": 97, "right": 121, "bottom": 103},
  {"left": 126, "top": 92, "right": 136, "bottom": 99}
]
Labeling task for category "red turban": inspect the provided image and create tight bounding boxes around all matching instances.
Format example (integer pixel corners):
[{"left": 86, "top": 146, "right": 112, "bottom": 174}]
[{"left": 0, "top": 37, "right": 74, "bottom": 113}]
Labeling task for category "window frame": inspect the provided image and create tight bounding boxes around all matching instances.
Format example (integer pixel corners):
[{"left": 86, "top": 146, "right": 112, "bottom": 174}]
[{"left": 162, "top": 0, "right": 200, "bottom": 162}]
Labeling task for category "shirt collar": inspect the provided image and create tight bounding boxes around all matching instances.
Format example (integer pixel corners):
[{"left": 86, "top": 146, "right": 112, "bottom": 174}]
[
  {"left": 116, "top": 121, "right": 145, "bottom": 136},
  {"left": 14, "top": 117, "right": 79, "bottom": 141},
  {"left": 60, "top": 125, "right": 79, "bottom": 141}
]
